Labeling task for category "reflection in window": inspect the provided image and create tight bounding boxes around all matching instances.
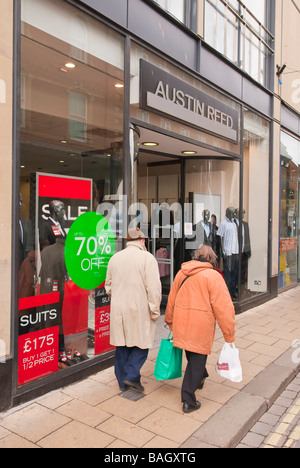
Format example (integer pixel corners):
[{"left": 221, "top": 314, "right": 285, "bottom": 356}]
[
  {"left": 69, "top": 91, "right": 87, "bottom": 142},
  {"left": 152, "top": 0, "right": 185, "bottom": 24}
]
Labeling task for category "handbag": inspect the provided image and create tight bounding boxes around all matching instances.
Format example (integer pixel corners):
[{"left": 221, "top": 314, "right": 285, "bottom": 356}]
[
  {"left": 216, "top": 342, "right": 243, "bottom": 383},
  {"left": 154, "top": 332, "right": 183, "bottom": 380}
]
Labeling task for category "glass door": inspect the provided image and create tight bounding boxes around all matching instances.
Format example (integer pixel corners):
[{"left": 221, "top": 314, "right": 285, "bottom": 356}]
[{"left": 138, "top": 155, "right": 182, "bottom": 298}]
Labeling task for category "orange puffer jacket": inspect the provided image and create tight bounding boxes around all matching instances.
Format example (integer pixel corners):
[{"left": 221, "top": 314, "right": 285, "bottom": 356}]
[{"left": 165, "top": 260, "right": 235, "bottom": 355}]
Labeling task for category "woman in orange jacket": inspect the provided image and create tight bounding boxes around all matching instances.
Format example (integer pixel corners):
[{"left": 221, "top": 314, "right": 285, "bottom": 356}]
[{"left": 165, "top": 244, "right": 236, "bottom": 413}]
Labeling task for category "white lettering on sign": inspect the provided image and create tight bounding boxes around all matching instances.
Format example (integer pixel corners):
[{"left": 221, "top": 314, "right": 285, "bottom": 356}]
[
  {"left": 0, "top": 79, "right": 6, "bottom": 104},
  {"left": 148, "top": 80, "right": 237, "bottom": 141},
  {"left": 41, "top": 203, "right": 87, "bottom": 221},
  {"left": 155, "top": 81, "right": 234, "bottom": 130}
]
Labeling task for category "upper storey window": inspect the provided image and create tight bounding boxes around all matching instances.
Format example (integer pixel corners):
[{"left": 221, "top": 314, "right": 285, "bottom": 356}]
[{"left": 204, "top": 0, "right": 274, "bottom": 87}]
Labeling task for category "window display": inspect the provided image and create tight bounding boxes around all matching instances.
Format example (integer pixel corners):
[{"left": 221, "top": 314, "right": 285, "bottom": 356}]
[
  {"left": 19, "top": 0, "right": 124, "bottom": 385},
  {"left": 279, "top": 132, "right": 300, "bottom": 288},
  {"left": 185, "top": 160, "right": 240, "bottom": 299}
]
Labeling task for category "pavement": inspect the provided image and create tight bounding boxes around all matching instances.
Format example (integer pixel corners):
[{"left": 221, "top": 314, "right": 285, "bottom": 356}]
[{"left": 0, "top": 287, "right": 300, "bottom": 449}]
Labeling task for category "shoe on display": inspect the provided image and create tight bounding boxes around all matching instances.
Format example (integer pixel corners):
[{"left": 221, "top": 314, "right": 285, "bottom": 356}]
[
  {"left": 73, "top": 348, "right": 89, "bottom": 362},
  {"left": 59, "top": 350, "right": 73, "bottom": 366},
  {"left": 59, "top": 351, "right": 67, "bottom": 363},
  {"left": 59, "top": 349, "right": 74, "bottom": 366},
  {"left": 182, "top": 401, "right": 201, "bottom": 413}
]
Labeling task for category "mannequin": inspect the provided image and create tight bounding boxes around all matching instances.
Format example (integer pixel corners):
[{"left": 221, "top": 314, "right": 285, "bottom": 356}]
[
  {"left": 19, "top": 193, "right": 34, "bottom": 267},
  {"left": 236, "top": 209, "right": 251, "bottom": 284},
  {"left": 185, "top": 219, "right": 205, "bottom": 261},
  {"left": 209, "top": 214, "right": 220, "bottom": 259},
  {"left": 39, "top": 237, "right": 68, "bottom": 358},
  {"left": 200, "top": 209, "right": 211, "bottom": 245},
  {"left": 39, "top": 200, "right": 66, "bottom": 251},
  {"left": 217, "top": 207, "right": 239, "bottom": 298},
  {"left": 39, "top": 201, "right": 68, "bottom": 360}
]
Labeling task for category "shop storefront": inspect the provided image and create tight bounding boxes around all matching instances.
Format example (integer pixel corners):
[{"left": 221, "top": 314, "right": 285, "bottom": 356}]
[
  {"left": 12, "top": 0, "right": 273, "bottom": 406},
  {"left": 279, "top": 131, "right": 300, "bottom": 290},
  {"left": 128, "top": 49, "right": 270, "bottom": 307}
]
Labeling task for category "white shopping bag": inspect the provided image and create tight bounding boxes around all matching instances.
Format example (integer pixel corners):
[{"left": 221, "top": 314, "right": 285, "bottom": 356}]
[{"left": 216, "top": 342, "right": 243, "bottom": 383}]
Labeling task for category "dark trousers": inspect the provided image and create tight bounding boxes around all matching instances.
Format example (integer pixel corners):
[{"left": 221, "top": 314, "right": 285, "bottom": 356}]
[
  {"left": 181, "top": 351, "right": 208, "bottom": 405},
  {"left": 223, "top": 254, "right": 238, "bottom": 298},
  {"left": 115, "top": 346, "right": 149, "bottom": 389}
]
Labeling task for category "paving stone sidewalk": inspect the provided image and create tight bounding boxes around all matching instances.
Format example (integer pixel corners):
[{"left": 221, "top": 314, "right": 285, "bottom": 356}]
[
  {"left": 0, "top": 287, "right": 300, "bottom": 448},
  {"left": 237, "top": 374, "right": 300, "bottom": 448}
]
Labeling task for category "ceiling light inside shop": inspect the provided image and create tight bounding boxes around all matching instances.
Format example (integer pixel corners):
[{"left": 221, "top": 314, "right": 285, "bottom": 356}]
[
  {"left": 182, "top": 150, "right": 197, "bottom": 155},
  {"left": 142, "top": 142, "right": 158, "bottom": 147},
  {"left": 114, "top": 83, "right": 124, "bottom": 88},
  {"left": 65, "top": 62, "right": 76, "bottom": 69}
]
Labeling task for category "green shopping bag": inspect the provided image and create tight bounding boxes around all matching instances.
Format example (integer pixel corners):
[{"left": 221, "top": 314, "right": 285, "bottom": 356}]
[{"left": 154, "top": 333, "right": 183, "bottom": 380}]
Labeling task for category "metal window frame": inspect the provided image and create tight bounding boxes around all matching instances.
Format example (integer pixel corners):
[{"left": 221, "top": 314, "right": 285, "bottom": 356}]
[{"left": 205, "top": 0, "right": 274, "bottom": 87}]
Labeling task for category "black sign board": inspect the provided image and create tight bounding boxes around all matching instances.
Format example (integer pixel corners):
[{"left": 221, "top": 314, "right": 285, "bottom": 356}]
[{"left": 140, "top": 60, "right": 239, "bottom": 143}]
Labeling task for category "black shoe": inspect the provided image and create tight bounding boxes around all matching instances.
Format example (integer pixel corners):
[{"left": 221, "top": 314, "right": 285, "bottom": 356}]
[
  {"left": 182, "top": 401, "right": 201, "bottom": 413},
  {"left": 123, "top": 380, "right": 145, "bottom": 393},
  {"left": 73, "top": 348, "right": 89, "bottom": 362},
  {"left": 119, "top": 385, "right": 129, "bottom": 392}
]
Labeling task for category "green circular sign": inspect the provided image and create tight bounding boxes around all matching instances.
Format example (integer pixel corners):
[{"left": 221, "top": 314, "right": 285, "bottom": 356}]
[{"left": 65, "top": 212, "right": 116, "bottom": 290}]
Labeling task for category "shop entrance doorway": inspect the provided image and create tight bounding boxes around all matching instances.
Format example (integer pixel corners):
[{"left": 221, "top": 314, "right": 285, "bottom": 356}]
[
  {"left": 133, "top": 125, "right": 241, "bottom": 302},
  {"left": 138, "top": 154, "right": 182, "bottom": 298}
]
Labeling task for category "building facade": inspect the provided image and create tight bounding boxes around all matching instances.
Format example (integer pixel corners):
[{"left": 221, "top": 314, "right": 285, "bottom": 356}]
[{"left": 0, "top": 0, "right": 299, "bottom": 411}]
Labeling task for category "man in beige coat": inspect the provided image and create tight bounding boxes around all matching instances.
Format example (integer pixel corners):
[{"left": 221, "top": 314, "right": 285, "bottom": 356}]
[{"left": 105, "top": 227, "right": 162, "bottom": 392}]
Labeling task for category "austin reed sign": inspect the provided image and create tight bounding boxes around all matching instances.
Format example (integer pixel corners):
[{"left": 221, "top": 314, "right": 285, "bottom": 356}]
[{"left": 140, "top": 59, "right": 239, "bottom": 143}]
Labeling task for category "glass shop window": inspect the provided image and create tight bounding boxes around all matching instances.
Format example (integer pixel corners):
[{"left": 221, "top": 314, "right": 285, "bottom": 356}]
[
  {"left": 19, "top": 0, "right": 124, "bottom": 386},
  {"left": 242, "top": 109, "right": 270, "bottom": 300},
  {"left": 279, "top": 132, "right": 300, "bottom": 289}
]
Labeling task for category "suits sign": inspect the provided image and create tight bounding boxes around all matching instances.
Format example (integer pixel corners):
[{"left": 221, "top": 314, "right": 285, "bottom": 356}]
[{"left": 18, "top": 293, "right": 60, "bottom": 385}]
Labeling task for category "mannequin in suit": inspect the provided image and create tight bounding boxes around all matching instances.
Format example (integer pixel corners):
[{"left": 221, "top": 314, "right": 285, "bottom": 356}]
[
  {"left": 39, "top": 201, "right": 67, "bottom": 355},
  {"left": 19, "top": 193, "right": 34, "bottom": 267},
  {"left": 200, "top": 209, "right": 211, "bottom": 246},
  {"left": 217, "top": 207, "right": 239, "bottom": 298},
  {"left": 39, "top": 237, "right": 68, "bottom": 354},
  {"left": 39, "top": 200, "right": 67, "bottom": 250},
  {"left": 236, "top": 209, "right": 251, "bottom": 284}
]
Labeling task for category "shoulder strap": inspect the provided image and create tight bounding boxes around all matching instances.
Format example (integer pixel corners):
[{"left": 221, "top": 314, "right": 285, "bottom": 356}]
[
  {"left": 179, "top": 275, "right": 190, "bottom": 289},
  {"left": 179, "top": 268, "right": 207, "bottom": 290}
]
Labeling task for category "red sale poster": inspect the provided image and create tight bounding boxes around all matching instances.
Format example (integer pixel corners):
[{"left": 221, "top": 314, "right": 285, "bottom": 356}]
[
  {"left": 94, "top": 286, "right": 115, "bottom": 355},
  {"left": 18, "top": 293, "right": 60, "bottom": 385},
  {"left": 36, "top": 173, "right": 93, "bottom": 338}
]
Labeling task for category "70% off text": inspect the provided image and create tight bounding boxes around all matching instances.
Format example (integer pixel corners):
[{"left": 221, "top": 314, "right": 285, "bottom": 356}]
[{"left": 75, "top": 235, "right": 112, "bottom": 271}]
